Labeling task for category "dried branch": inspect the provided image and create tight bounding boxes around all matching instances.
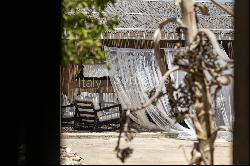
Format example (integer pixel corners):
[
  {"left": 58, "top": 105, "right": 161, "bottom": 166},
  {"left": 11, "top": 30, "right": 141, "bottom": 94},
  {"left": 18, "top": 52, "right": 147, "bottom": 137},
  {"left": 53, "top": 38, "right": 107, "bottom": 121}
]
[
  {"left": 179, "top": 145, "right": 190, "bottom": 163},
  {"left": 194, "top": 3, "right": 209, "bottom": 16},
  {"left": 153, "top": 16, "right": 186, "bottom": 117},
  {"left": 198, "top": 29, "right": 233, "bottom": 62},
  {"left": 115, "top": 1, "right": 234, "bottom": 165},
  {"left": 210, "top": 0, "right": 234, "bottom": 16},
  {"left": 153, "top": 17, "right": 177, "bottom": 71},
  {"left": 178, "top": 0, "right": 198, "bottom": 44},
  {"left": 115, "top": 110, "right": 134, "bottom": 163},
  {"left": 172, "top": 28, "right": 233, "bottom": 164}
]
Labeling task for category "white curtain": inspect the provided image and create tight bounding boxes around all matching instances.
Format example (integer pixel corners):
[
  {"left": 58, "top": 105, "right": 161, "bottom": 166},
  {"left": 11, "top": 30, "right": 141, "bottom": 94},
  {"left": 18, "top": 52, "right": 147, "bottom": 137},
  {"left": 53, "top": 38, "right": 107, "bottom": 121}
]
[{"left": 106, "top": 47, "right": 195, "bottom": 139}]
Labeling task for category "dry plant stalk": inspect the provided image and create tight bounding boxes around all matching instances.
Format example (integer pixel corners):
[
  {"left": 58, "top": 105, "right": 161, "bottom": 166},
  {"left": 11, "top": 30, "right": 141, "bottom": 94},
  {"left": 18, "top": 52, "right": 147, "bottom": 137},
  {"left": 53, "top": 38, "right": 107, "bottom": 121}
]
[
  {"left": 155, "top": 0, "right": 232, "bottom": 164},
  {"left": 115, "top": 110, "right": 135, "bottom": 163},
  {"left": 210, "top": 0, "right": 234, "bottom": 16},
  {"left": 115, "top": 0, "right": 233, "bottom": 165},
  {"left": 173, "top": 1, "right": 233, "bottom": 164},
  {"left": 155, "top": 0, "right": 233, "bottom": 164}
]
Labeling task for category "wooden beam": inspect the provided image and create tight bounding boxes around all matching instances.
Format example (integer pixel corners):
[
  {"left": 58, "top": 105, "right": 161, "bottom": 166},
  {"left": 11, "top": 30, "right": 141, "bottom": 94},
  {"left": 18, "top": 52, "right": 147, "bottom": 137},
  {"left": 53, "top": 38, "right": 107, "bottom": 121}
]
[{"left": 233, "top": 0, "right": 249, "bottom": 164}]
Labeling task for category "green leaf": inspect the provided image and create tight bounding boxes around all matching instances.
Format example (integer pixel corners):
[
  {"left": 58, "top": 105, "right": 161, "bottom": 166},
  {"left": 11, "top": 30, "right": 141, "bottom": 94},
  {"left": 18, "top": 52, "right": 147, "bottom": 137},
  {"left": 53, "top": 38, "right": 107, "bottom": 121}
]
[
  {"left": 106, "top": 62, "right": 112, "bottom": 70},
  {"left": 62, "top": 0, "right": 119, "bottom": 65}
]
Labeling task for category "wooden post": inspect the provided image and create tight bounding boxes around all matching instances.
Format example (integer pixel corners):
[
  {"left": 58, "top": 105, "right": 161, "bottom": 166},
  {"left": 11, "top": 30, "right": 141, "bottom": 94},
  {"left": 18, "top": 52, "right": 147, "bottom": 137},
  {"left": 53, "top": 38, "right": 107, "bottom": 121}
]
[{"left": 233, "top": 0, "right": 249, "bottom": 164}]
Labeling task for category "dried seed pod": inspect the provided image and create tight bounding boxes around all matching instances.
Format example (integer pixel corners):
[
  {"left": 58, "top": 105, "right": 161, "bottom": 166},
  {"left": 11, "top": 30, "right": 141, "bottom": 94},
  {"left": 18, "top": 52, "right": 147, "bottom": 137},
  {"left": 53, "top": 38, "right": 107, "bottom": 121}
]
[{"left": 216, "top": 75, "right": 231, "bottom": 85}]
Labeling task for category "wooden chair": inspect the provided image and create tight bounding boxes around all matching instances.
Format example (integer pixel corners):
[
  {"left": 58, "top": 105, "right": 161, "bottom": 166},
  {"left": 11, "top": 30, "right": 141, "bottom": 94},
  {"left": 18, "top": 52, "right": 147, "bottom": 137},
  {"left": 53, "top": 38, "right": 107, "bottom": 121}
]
[
  {"left": 74, "top": 100, "right": 97, "bottom": 129},
  {"left": 61, "top": 104, "right": 75, "bottom": 128},
  {"left": 74, "top": 100, "right": 122, "bottom": 130},
  {"left": 95, "top": 102, "right": 122, "bottom": 128}
]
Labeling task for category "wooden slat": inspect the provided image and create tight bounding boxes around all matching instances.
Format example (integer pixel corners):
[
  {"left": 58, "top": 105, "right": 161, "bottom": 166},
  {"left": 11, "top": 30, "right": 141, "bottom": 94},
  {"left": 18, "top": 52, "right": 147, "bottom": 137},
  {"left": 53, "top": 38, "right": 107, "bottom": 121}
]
[
  {"left": 76, "top": 105, "right": 94, "bottom": 110},
  {"left": 101, "top": 102, "right": 117, "bottom": 105},
  {"left": 101, "top": 39, "right": 184, "bottom": 49},
  {"left": 97, "top": 104, "right": 121, "bottom": 112},
  {"left": 97, "top": 118, "right": 120, "bottom": 126},
  {"left": 78, "top": 110, "right": 96, "bottom": 115},
  {"left": 61, "top": 117, "right": 75, "bottom": 122},
  {"left": 77, "top": 116, "right": 96, "bottom": 120},
  {"left": 81, "top": 120, "right": 95, "bottom": 123},
  {"left": 61, "top": 104, "right": 74, "bottom": 108},
  {"left": 75, "top": 100, "right": 93, "bottom": 104}
]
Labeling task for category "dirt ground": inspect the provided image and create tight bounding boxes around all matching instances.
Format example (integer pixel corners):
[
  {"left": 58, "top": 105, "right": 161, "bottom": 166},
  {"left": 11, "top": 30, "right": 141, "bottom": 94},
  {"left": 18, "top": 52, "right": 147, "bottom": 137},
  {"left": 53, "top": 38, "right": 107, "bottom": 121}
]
[{"left": 61, "top": 132, "right": 232, "bottom": 165}]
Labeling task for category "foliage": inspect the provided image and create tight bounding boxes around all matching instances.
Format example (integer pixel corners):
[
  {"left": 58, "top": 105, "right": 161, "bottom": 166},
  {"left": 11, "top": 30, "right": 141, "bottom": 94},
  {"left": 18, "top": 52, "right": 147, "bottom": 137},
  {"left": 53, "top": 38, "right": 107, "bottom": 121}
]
[{"left": 62, "top": 0, "right": 119, "bottom": 65}]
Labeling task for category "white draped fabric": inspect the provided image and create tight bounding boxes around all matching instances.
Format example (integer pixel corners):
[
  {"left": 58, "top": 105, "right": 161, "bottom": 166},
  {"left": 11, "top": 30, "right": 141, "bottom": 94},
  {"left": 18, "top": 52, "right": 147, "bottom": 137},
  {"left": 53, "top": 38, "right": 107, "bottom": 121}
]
[
  {"left": 106, "top": 47, "right": 196, "bottom": 139},
  {"left": 106, "top": 47, "right": 234, "bottom": 141}
]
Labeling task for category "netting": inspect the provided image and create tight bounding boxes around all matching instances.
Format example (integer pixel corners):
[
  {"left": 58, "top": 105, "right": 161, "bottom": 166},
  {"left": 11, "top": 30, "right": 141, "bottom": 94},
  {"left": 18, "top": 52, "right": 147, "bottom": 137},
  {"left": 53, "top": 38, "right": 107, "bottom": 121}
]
[
  {"left": 106, "top": 47, "right": 234, "bottom": 141},
  {"left": 106, "top": 47, "right": 196, "bottom": 139}
]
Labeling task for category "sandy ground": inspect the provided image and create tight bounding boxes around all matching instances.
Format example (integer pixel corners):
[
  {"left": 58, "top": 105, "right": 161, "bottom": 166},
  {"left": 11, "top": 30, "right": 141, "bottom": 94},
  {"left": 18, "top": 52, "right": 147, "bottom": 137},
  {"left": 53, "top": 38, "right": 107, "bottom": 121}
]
[{"left": 61, "top": 132, "right": 232, "bottom": 165}]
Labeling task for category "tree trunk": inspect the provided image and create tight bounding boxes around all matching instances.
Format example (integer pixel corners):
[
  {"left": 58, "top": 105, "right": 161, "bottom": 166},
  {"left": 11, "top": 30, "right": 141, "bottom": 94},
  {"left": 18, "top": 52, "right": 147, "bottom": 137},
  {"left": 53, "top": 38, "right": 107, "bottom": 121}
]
[{"left": 61, "top": 64, "right": 81, "bottom": 103}]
